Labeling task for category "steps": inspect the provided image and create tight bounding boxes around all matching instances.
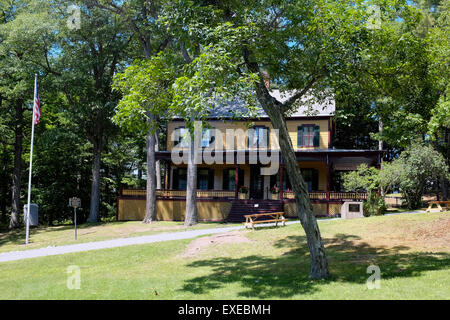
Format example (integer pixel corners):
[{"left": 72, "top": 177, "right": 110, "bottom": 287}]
[{"left": 226, "top": 200, "right": 284, "bottom": 222}]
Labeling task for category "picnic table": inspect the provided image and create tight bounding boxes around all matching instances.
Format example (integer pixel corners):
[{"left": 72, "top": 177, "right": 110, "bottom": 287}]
[
  {"left": 426, "top": 200, "right": 450, "bottom": 212},
  {"left": 243, "top": 212, "right": 288, "bottom": 230}
]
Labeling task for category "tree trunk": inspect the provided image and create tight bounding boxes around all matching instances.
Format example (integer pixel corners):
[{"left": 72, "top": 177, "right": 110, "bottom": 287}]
[
  {"left": 87, "top": 138, "right": 102, "bottom": 223},
  {"left": 378, "top": 116, "right": 385, "bottom": 197},
  {"left": 9, "top": 100, "right": 23, "bottom": 229},
  {"left": 442, "top": 128, "right": 449, "bottom": 201},
  {"left": 1, "top": 145, "right": 8, "bottom": 224},
  {"left": 143, "top": 116, "right": 157, "bottom": 223},
  {"left": 184, "top": 137, "right": 198, "bottom": 226},
  {"left": 267, "top": 106, "right": 329, "bottom": 279},
  {"left": 155, "top": 132, "right": 162, "bottom": 189},
  {"left": 243, "top": 51, "right": 329, "bottom": 278}
]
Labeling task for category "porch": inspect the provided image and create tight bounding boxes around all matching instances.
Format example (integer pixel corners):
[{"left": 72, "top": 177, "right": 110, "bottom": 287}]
[{"left": 116, "top": 149, "right": 381, "bottom": 221}]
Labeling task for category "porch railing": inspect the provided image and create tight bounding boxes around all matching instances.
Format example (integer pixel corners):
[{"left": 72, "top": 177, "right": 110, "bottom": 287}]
[
  {"left": 121, "top": 189, "right": 367, "bottom": 201},
  {"left": 121, "top": 189, "right": 235, "bottom": 199},
  {"left": 282, "top": 191, "right": 367, "bottom": 201}
]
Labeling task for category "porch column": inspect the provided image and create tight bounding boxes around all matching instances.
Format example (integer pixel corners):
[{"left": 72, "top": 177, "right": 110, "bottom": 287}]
[
  {"left": 326, "top": 155, "right": 330, "bottom": 215},
  {"left": 279, "top": 164, "right": 283, "bottom": 201},
  {"left": 235, "top": 163, "right": 239, "bottom": 199},
  {"left": 165, "top": 161, "right": 170, "bottom": 190}
]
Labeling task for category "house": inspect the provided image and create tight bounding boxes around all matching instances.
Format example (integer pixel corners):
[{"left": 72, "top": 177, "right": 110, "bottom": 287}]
[{"left": 117, "top": 90, "right": 382, "bottom": 221}]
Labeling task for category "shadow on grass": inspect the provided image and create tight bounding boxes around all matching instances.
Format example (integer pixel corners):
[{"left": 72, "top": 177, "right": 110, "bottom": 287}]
[{"left": 179, "top": 233, "right": 450, "bottom": 298}]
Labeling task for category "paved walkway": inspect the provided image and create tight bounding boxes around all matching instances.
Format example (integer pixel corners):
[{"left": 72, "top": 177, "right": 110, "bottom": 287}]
[{"left": 0, "top": 210, "right": 426, "bottom": 263}]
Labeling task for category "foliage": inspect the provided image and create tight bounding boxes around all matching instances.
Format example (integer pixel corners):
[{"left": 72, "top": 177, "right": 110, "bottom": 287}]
[
  {"left": 112, "top": 53, "right": 181, "bottom": 134},
  {"left": 342, "top": 164, "right": 386, "bottom": 216},
  {"left": 238, "top": 186, "right": 248, "bottom": 194},
  {"left": 385, "top": 141, "right": 450, "bottom": 209},
  {"left": 344, "top": 141, "right": 450, "bottom": 210},
  {"left": 270, "top": 186, "right": 280, "bottom": 194},
  {"left": 343, "top": 164, "right": 380, "bottom": 193}
]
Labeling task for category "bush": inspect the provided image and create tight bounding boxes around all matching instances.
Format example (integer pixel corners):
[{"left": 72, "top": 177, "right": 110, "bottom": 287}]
[{"left": 363, "top": 193, "right": 387, "bottom": 217}]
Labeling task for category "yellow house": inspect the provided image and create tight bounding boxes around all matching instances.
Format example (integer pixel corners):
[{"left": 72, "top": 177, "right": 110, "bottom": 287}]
[{"left": 118, "top": 90, "right": 381, "bottom": 221}]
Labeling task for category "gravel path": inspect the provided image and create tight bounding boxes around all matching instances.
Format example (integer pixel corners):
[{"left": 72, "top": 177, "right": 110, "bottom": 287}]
[{"left": 0, "top": 210, "right": 426, "bottom": 263}]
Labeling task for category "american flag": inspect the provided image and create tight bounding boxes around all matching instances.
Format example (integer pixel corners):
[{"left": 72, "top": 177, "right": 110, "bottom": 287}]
[{"left": 33, "top": 77, "right": 41, "bottom": 125}]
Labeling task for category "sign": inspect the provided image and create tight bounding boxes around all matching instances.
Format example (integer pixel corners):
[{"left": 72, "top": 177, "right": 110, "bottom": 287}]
[
  {"left": 69, "top": 197, "right": 81, "bottom": 208},
  {"left": 69, "top": 197, "right": 81, "bottom": 240}
]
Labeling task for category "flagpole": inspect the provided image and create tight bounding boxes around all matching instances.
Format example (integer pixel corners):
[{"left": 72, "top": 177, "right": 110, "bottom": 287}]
[{"left": 25, "top": 74, "right": 37, "bottom": 245}]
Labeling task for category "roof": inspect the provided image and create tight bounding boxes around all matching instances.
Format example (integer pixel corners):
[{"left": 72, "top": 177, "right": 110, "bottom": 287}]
[{"left": 177, "top": 90, "right": 336, "bottom": 120}]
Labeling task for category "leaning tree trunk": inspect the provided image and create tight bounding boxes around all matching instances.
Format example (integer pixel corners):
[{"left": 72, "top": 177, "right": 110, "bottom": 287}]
[
  {"left": 9, "top": 100, "right": 23, "bottom": 229},
  {"left": 184, "top": 136, "right": 198, "bottom": 226},
  {"left": 143, "top": 116, "right": 157, "bottom": 223},
  {"left": 243, "top": 50, "right": 329, "bottom": 278},
  {"left": 87, "top": 137, "right": 102, "bottom": 223},
  {"left": 266, "top": 105, "right": 329, "bottom": 279}
]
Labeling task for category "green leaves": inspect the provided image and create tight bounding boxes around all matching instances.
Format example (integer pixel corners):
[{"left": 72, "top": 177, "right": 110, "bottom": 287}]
[
  {"left": 113, "top": 53, "right": 182, "bottom": 133},
  {"left": 344, "top": 141, "right": 449, "bottom": 209}
]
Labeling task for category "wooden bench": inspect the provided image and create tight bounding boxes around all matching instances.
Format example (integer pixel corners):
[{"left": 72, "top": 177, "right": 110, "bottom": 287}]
[
  {"left": 426, "top": 201, "right": 450, "bottom": 212},
  {"left": 243, "top": 212, "right": 288, "bottom": 230}
]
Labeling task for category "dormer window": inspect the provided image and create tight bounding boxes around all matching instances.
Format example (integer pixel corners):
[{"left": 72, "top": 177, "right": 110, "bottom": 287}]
[{"left": 298, "top": 125, "right": 320, "bottom": 147}]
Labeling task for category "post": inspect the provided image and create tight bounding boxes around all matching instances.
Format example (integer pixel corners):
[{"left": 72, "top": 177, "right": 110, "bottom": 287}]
[
  {"left": 235, "top": 164, "right": 239, "bottom": 199},
  {"left": 326, "top": 155, "right": 330, "bottom": 215},
  {"left": 279, "top": 164, "right": 284, "bottom": 201},
  {"left": 164, "top": 161, "right": 169, "bottom": 190},
  {"left": 74, "top": 207, "right": 77, "bottom": 240},
  {"left": 25, "top": 74, "right": 38, "bottom": 245}
]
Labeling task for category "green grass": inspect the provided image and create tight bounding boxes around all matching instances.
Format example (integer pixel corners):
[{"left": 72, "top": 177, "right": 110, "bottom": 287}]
[
  {"left": 0, "top": 220, "right": 240, "bottom": 254},
  {"left": 0, "top": 212, "right": 449, "bottom": 299}
]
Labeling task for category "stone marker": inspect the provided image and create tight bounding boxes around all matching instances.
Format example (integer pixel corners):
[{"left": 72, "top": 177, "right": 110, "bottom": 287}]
[{"left": 341, "top": 201, "right": 364, "bottom": 219}]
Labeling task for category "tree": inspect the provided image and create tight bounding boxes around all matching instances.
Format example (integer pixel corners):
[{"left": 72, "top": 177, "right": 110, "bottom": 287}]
[
  {"left": 169, "top": 41, "right": 258, "bottom": 226},
  {"left": 54, "top": 2, "right": 131, "bottom": 222},
  {"left": 90, "top": 0, "right": 173, "bottom": 221},
  {"left": 0, "top": 0, "right": 57, "bottom": 228},
  {"left": 342, "top": 164, "right": 387, "bottom": 216},
  {"left": 385, "top": 141, "right": 449, "bottom": 209},
  {"left": 113, "top": 53, "right": 180, "bottom": 223}
]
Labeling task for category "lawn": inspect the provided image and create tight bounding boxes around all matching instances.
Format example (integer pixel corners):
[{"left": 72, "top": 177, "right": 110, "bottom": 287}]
[
  {"left": 0, "top": 220, "right": 240, "bottom": 254},
  {"left": 0, "top": 212, "right": 448, "bottom": 299}
]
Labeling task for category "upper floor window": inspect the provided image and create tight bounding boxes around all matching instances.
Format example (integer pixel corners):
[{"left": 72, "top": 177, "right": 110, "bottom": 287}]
[
  {"left": 202, "top": 128, "right": 215, "bottom": 148},
  {"left": 174, "top": 127, "right": 189, "bottom": 148},
  {"left": 298, "top": 125, "right": 320, "bottom": 147},
  {"left": 248, "top": 126, "right": 269, "bottom": 148},
  {"left": 174, "top": 127, "right": 214, "bottom": 148}
]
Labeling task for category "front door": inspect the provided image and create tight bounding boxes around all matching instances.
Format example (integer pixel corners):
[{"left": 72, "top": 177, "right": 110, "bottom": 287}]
[{"left": 250, "top": 166, "right": 264, "bottom": 199}]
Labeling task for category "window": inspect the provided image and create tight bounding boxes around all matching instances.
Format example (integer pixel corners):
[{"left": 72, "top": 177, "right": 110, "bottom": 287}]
[
  {"left": 197, "top": 169, "right": 214, "bottom": 190},
  {"left": 202, "top": 128, "right": 215, "bottom": 148},
  {"left": 301, "top": 168, "right": 319, "bottom": 192},
  {"left": 174, "top": 127, "right": 189, "bottom": 148},
  {"left": 173, "top": 168, "right": 187, "bottom": 190},
  {"left": 270, "top": 170, "right": 292, "bottom": 191},
  {"left": 248, "top": 126, "right": 269, "bottom": 148},
  {"left": 298, "top": 125, "right": 320, "bottom": 147},
  {"left": 174, "top": 127, "right": 215, "bottom": 148},
  {"left": 223, "top": 168, "right": 244, "bottom": 191},
  {"left": 173, "top": 168, "right": 214, "bottom": 190}
]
